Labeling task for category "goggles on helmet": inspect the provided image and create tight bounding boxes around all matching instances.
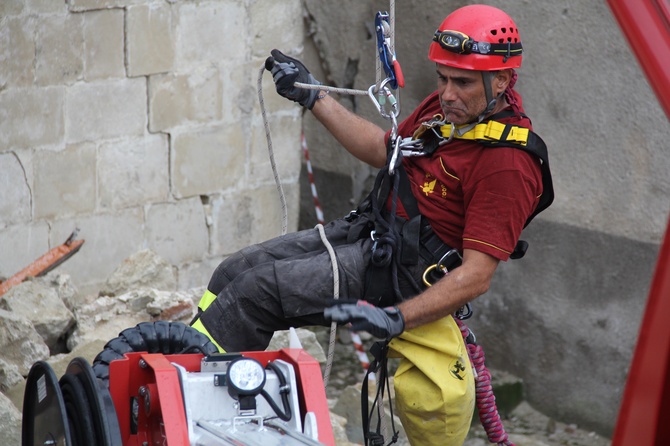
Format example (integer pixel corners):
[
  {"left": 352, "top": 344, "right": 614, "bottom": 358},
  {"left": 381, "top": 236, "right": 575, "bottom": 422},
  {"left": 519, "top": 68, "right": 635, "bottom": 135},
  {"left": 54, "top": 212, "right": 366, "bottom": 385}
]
[{"left": 433, "top": 29, "right": 522, "bottom": 60}]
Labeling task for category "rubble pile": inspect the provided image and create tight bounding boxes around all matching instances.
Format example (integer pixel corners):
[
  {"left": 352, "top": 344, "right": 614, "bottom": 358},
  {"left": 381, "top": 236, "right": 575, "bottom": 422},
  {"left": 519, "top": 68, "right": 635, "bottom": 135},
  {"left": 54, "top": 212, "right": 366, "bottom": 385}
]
[
  {"left": 0, "top": 249, "right": 611, "bottom": 446},
  {"left": 0, "top": 249, "right": 380, "bottom": 446}
]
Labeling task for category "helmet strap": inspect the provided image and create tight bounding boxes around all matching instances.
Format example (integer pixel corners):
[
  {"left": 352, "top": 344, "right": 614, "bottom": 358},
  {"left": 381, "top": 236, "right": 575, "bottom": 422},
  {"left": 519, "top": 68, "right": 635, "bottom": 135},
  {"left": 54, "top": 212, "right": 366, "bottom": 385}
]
[{"left": 477, "top": 71, "right": 501, "bottom": 123}]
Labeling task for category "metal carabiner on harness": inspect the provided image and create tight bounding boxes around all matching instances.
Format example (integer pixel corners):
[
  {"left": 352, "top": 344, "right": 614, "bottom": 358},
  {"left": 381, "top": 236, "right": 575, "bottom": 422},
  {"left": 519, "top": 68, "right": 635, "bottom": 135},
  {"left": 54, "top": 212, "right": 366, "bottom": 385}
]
[
  {"left": 388, "top": 135, "right": 402, "bottom": 175},
  {"left": 367, "top": 79, "right": 400, "bottom": 122}
]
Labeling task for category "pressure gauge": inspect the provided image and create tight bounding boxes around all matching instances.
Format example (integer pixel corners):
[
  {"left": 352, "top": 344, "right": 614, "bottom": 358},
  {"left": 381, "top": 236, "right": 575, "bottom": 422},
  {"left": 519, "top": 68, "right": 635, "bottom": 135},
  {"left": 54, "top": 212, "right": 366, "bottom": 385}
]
[{"left": 227, "top": 357, "right": 266, "bottom": 396}]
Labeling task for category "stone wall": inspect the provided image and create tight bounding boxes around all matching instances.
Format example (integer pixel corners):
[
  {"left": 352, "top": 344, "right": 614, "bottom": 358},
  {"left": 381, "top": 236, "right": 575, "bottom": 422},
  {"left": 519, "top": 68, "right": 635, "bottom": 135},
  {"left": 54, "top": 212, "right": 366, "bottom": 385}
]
[
  {"left": 298, "top": 0, "right": 670, "bottom": 437},
  {"left": 0, "top": 0, "right": 303, "bottom": 296}
]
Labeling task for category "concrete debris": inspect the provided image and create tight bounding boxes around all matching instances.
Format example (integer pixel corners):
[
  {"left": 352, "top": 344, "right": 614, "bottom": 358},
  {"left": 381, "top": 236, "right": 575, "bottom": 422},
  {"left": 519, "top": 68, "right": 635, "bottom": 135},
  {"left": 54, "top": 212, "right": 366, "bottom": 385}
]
[
  {"left": 0, "top": 249, "right": 612, "bottom": 446},
  {"left": 0, "top": 279, "right": 76, "bottom": 351},
  {"left": 99, "top": 248, "right": 177, "bottom": 297}
]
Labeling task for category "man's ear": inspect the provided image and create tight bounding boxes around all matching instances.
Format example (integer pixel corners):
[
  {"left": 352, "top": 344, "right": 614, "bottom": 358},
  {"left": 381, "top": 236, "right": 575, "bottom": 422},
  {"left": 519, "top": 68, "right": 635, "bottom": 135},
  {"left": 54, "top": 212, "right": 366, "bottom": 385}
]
[{"left": 494, "top": 69, "right": 513, "bottom": 95}]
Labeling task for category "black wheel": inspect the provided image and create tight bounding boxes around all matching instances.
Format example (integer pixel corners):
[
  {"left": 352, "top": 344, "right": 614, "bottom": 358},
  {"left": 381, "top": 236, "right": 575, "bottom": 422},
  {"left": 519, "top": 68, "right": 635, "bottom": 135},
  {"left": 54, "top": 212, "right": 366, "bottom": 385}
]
[
  {"left": 22, "top": 361, "right": 72, "bottom": 446},
  {"left": 64, "top": 357, "right": 122, "bottom": 446}
]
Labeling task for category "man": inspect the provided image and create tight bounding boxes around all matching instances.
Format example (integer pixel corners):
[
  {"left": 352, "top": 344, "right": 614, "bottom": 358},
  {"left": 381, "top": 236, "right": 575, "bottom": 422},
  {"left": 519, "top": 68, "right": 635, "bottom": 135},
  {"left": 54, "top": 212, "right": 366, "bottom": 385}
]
[{"left": 191, "top": 5, "right": 552, "bottom": 445}]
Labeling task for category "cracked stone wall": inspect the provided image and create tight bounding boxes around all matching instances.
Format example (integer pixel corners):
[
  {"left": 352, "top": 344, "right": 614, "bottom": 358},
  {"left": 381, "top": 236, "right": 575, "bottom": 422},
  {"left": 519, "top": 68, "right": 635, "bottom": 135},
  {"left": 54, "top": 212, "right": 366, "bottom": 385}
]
[{"left": 0, "top": 0, "right": 303, "bottom": 294}]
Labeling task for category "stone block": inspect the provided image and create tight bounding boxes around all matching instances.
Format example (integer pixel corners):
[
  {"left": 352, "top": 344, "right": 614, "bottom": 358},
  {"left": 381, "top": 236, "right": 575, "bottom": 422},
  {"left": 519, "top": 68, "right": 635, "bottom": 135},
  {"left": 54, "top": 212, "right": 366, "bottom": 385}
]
[
  {"left": 50, "top": 208, "right": 145, "bottom": 292},
  {"left": 126, "top": 3, "right": 175, "bottom": 77},
  {"left": 68, "top": 0, "right": 142, "bottom": 12},
  {"left": 145, "top": 197, "right": 209, "bottom": 265},
  {"left": 65, "top": 78, "right": 146, "bottom": 143},
  {"left": 148, "top": 67, "right": 222, "bottom": 132},
  {"left": 0, "top": 16, "right": 36, "bottom": 88},
  {"left": 83, "top": 9, "right": 125, "bottom": 81},
  {"left": 35, "top": 13, "right": 84, "bottom": 86},
  {"left": 219, "top": 59, "right": 259, "bottom": 126},
  {"left": 250, "top": 114, "right": 302, "bottom": 183},
  {"left": 25, "top": 0, "right": 67, "bottom": 14},
  {"left": 0, "top": 152, "right": 32, "bottom": 228},
  {"left": 33, "top": 143, "right": 96, "bottom": 219},
  {"left": 0, "top": 1, "right": 22, "bottom": 16},
  {"left": 174, "top": 0, "right": 247, "bottom": 70},
  {"left": 210, "top": 183, "right": 299, "bottom": 255},
  {"left": 0, "top": 87, "right": 65, "bottom": 149},
  {"left": 0, "top": 222, "right": 50, "bottom": 282},
  {"left": 171, "top": 125, "right": 246, "bottom": 198},
  {"left": 176, "top": 257, "right": 222, "bottom": 290},
  {"left": 250, "top": 0, "right": 303, "bottom": 58},
  {"left": 98, "top": 134, "right": 169, "bottom": 210}
]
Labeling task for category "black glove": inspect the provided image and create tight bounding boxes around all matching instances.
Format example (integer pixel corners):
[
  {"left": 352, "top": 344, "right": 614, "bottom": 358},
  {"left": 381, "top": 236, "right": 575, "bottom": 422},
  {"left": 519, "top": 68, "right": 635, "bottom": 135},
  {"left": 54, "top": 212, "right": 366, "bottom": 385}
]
[
  {"left": 324, "top": 301, "right": 405, "bottom": 340},
  {"left": 265, "top": 49, "right": 321, "bottom": 109}
]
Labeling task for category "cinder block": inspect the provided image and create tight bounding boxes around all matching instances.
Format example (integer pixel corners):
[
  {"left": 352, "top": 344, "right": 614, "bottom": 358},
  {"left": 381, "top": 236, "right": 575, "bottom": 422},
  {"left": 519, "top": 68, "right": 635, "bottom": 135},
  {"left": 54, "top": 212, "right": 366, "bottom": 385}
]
[
  {"left": 33, "top": 143, "right": 96, "bottom": 219},
  {"left": 98, "top": 134, "right": 169, "bottom": 210},
  {"left": 174, "top": 1, "right": 247, "bottom": 70},
  {"left": 0, "top": 87, "right": 65, "bottom": 149},
  {"left": 83, "top": 9, "right": 125, "bottom": 81},
  {"left": 0, "top": 222, "right": 50, "bottom": 281},
  {"left": 50, "top": 209, "right": 145, "bottom": 292},
  {"left": 126, "top": 3, "right": 175, "bottom": 77},
  {"left": 145, "top": 197, "right": 209, "bottom": 265},
  {"left": 171, "top": 124, "right": 247, "bottom": 198},
  {"left": 65, "top": 78, "right": 146, "bottom": 143},
  {"left": 0, "top": 17, "right": 36, "bottom": 88},
  {"left": 250, "top": 0, "right": 303, "bottom": 58},
  {"left": 0, "top": 152, "right": 32, "bottom": 228},
  {"left": 35, "top": 13, "right": 84, "bottom": 86},
  {"left": 148, "top": 68, "right": 222, "bottom": 132}
]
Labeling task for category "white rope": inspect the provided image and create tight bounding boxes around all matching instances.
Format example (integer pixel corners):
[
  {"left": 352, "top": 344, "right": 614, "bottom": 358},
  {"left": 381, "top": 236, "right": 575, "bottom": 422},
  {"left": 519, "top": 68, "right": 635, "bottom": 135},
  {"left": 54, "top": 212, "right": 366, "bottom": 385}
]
[
  {"left": 316, "top": 223, "right": 340, "bottom": 389},
  {"left": 294, "top": 81, "right": 369, "bottom": 96},
  {"left": 257, "top": 64, "right": 289, "bottom": 236}
]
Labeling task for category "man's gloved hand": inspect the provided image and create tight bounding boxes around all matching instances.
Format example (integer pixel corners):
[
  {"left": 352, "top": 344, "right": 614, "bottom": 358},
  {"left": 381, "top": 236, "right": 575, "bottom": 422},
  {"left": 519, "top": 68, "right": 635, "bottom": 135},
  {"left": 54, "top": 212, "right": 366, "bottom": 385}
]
[
  {"left": 265, "top": 49, "right": 321, "bottom": 109},
  {"left": 324, "top": 301, "right": 405, "bottom": 340}
]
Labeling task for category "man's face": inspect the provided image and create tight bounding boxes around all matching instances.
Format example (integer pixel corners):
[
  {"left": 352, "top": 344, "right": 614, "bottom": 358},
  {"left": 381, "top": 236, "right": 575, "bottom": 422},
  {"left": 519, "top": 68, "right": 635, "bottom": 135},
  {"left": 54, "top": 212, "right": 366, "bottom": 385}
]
[{"left": 436, "top": 64, "right": 487, "bottom": 125}]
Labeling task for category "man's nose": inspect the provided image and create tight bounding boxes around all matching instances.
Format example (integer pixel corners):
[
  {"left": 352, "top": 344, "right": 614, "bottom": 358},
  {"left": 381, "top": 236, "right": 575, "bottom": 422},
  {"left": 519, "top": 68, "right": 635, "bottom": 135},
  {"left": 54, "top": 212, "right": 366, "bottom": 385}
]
[{"left": 440, "top": 83, "right": 457, "bottom": 102}]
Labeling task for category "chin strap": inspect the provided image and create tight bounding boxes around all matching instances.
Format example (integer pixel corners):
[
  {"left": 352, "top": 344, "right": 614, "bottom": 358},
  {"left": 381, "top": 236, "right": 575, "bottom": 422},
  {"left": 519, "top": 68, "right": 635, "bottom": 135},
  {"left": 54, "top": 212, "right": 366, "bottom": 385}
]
[{"left": 477, "top": 71, "right": 501, "bottom": 123}]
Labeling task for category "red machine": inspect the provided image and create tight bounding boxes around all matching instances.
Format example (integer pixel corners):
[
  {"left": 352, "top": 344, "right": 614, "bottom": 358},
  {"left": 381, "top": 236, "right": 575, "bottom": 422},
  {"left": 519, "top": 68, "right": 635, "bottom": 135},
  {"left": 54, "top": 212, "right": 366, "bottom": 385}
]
[{"left": 22, "top": 337, "right": 335, "bottom": 446}]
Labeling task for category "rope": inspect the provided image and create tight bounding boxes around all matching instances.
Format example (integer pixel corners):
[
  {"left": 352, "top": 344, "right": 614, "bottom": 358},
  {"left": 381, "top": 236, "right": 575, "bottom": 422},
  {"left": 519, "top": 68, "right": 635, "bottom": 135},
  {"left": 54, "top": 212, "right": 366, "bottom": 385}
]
[
  {"left": 257, "top": 64, "right": 288, "bottom": 235},
  {"left": 316, "top": 223, "right": 339, "bottom": 389},
  {"left": 456, "top": 319, "right": 515, "bottom": 446}
]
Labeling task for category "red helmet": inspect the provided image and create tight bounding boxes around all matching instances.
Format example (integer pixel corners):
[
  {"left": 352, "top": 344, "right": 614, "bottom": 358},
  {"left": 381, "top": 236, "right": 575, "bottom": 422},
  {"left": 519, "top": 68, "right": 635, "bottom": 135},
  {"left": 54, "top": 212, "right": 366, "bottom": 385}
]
[{"left": 428, "top": 5, "right": 523, "bottom": 71}]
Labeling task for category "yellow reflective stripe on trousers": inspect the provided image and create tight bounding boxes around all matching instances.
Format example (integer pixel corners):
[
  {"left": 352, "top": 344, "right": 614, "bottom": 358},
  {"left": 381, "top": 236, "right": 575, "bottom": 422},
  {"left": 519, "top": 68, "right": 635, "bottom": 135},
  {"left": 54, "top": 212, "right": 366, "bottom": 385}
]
[
  {"left": 389, "top": 315, "right": 475, "bottom": 446},
  {"left": 191, "top": 289, "right": 226, "bottom": 353},
  {"left": 441, "top": 120, "right": 530, "bottom": 146},
  {"left": 197, "top": 289, "right": 218, "bottom": 312}
]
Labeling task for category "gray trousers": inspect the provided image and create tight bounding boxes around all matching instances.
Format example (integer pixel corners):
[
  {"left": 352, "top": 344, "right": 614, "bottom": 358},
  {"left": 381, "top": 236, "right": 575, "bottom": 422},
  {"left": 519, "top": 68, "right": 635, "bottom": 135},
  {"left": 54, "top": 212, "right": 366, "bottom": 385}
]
[{"left": 198, "top": 216, "right": 428, "bottom": 352}]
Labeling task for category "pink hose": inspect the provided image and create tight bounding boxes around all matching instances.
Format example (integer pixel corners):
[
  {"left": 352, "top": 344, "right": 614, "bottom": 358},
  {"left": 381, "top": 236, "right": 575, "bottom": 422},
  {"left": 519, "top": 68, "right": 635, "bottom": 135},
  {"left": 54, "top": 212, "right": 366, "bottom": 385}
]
[{"left": 456, "top": 319, "right": 515, "bottom": 446}]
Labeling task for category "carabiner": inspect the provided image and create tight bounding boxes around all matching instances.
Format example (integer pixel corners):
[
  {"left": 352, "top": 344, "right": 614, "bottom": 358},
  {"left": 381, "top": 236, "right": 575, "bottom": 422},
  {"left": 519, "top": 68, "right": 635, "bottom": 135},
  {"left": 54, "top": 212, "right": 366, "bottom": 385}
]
[{"left": 388, "top": 135, "right": 402, "bottom": 176}]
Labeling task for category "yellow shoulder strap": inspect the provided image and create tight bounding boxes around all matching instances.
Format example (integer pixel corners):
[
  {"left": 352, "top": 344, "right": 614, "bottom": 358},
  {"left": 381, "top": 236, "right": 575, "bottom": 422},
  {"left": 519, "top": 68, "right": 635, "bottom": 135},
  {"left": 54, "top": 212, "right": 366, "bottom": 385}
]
[{"left": 441, "top": 120, "right": 530, "bottom": 147}]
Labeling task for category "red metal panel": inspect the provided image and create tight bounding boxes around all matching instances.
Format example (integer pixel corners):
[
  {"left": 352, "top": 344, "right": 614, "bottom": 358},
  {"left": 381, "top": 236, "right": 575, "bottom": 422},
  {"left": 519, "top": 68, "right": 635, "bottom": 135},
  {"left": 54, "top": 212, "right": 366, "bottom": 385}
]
[
  {"left": 607, "top": 0, "right": 670, "bottom": 119},
  {"left": 611, "top": 215, "right": 670, "bottom": 445}
]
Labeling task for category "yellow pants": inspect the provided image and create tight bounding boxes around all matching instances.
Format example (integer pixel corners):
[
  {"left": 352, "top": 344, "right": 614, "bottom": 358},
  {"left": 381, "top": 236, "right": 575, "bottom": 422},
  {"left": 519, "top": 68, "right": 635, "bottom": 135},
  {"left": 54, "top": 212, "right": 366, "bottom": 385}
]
[{"left": 390, "top": 315, "right": 475, "bottom": 446}]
